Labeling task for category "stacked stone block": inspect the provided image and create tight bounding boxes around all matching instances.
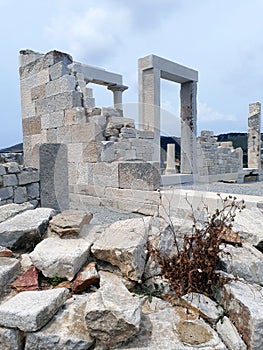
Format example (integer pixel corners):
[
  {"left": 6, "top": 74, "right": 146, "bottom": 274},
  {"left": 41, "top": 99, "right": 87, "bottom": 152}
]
[
  {"left": 20, "top": 50, "right": 160, "bottom": 213},
  {"left": 248, "top": 102, "right": 261, "bottom": 169},
  {"left": 197, "top": 131, "right": 243, "bottom": 181},
  {"left": 0, "top": 162, "right": 39, "bottom": 206}
]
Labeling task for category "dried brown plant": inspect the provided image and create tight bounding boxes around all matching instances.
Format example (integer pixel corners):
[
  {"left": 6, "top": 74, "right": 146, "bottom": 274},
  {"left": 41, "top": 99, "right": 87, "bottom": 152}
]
[{"left": 149, "top": 194, "right": 245, "bottom": 298}]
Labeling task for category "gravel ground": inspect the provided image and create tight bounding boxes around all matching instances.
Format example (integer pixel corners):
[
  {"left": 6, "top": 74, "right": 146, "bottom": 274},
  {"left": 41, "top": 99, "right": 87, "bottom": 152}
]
[{"left": 172, "top": 181, "right": 263, "bottom": 197}]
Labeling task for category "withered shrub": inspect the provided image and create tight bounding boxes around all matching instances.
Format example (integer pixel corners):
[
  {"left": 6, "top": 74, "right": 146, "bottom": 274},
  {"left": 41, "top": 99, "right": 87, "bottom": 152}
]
[{"left": 149, "top": 194, "right": 245, "bottom": 298}]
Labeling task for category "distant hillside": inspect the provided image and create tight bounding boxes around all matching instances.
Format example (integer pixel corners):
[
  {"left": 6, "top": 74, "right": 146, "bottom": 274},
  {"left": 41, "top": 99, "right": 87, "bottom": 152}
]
[{"left": 0, "top": 143, "right": 23, "bottom": 153}]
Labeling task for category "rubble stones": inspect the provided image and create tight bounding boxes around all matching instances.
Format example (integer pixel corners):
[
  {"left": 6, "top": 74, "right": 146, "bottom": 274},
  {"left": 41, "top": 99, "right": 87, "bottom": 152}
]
[
  {"left": 0, "top": 327, "right": 23, "bottom": 350},
  {"left": 0, "top": 257, "right": 20, "bottom": 289},
  {"left": 115, "top": 308, "right": 226, "bottom": 350},
  {"left": 92, "top": 218, "right": 150, "bottom": 281},
  {"left": 0, "top": 203, "right": 33, "bottom": 223},
  {"left": 72, "top": 262, "right": 99, "bottom": 293},
  {"left": 233, "top": 207, "right": 263, "bottom": 250},
  {"left": 49, "top": 210, "right": 93, "bottom": 237},
  {"left": 216, "top": 316, "right": 247, "bottom": 350},
  {"left": 0, "top": 246, "right": 13, "bottom": 257},
  {"left": 221, "top": 280, "right": 263, "bottom": 350},
  {"left": 85, "top": 272, "right": 141, "bottom": 347},
  {"left": 11, "top": 266, "right": 39, "bottom": 292},
  {"left": 0, "top": 288, "right": 69, "bottom": 332},
  {"left": 220, "top": 242, "right": 263, "bottom": 285},
  {"left": 182, "top": 293, "right": 224, "bottom": 324},
  {"left": 25, "top": 295, "right": 94, "bottom": 349},
  {"left": 30, "top": 237, "right": 92, "bottom": 280},
  {"left": 0, "top": 208, "right": 55, "bottom": 251}
]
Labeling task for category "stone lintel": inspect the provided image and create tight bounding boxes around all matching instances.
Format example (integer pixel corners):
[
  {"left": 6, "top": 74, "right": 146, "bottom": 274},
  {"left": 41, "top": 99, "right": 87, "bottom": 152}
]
[
  {"left": 138, "top": 54, "right": 198, "bottom": 83},
  {"left": 69, "top": 62, "right": 123, "bottom": 86}
]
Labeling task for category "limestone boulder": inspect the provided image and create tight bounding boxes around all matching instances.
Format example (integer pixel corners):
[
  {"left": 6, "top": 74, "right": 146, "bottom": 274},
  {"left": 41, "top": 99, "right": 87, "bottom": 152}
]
[
  {"left": 148, "top": 215, "right": 194, "bottom": 257},
  {"left": 233, "top": 207, "right": 263, "bottom": 250},
  {"left": 181, "top": 292, "right": 224, "bottom": 324},
  {"left": 0, "top": 288, "right": 69, "bottom": 332},
  {"left": 49, "top": 210, "right": 93, "bottom": 237},
  {"left": 30, "top": 237, "right": 92, "bottom": 280},
  {"left": 0, "top": 202, "right": 33, "bottom": 224},
  {"left": 0, "top": 327, "right": 23, "bottom": 350},
  {"left": 220, "top": 280, "right": 263, "bottom": 350},
  {"left": 0, "top": 208, "right": 55, "bottom": 251},
  {"left": 144, "top": 216, "right": 193, "bottom": 286},
  {"left": 91, "top": 218, "right": 150, "bottom": 281},
  {"left": 25, "top": 295, "right": 94, "bottom": 349},
  {"left": 216, "top": 316, "right": 247, "bottom": 350},
  {"left": 220, "top": 242, "right": 263, "bottom": 285},
  {"left": 0, "top": 257, "right": 20, "bottom": 290},
  {"left": 114, "top": 305, "right": 226, "bottom": 350},
  {"left": 85, "top": 271, "right": 141, "bottom": 347},
  {"left": 72, "top": 262, "right": 99, "bottom": 293}
]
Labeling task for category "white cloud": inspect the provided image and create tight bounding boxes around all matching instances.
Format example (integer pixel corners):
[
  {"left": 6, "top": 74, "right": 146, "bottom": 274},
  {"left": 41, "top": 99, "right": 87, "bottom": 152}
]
[
  {"left": 44, "top": 3, "right": 132, "bottom": 64},
  {"left": 198, "top": 101, "right": 237, "bottom": 122}
]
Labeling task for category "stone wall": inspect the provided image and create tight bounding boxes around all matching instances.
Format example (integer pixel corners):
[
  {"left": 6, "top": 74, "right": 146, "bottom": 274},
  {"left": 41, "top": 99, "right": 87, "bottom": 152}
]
[
  {"left": 0, "top": 162, "right": 39, "bottom": 206},
  {"left": 196, "top": 130, "right": 243, "bottom": 182},
  {"left": 19, "top": 50, "right": 161, "bottom": 214}
]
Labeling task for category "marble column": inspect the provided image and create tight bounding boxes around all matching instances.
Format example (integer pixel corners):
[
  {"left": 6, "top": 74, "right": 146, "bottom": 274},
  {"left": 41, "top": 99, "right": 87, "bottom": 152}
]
[
  {"left": 107, "top": 84, "right": 128, "bottom": 110},
  {"left": 165, "top": 143, "right": 177, "bottom": 174}
]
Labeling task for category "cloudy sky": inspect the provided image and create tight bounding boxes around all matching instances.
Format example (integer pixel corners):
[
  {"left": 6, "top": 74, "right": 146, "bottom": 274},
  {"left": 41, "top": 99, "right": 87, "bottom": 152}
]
[{"left": 1, "top": 0, "right": 263, "bottom": 148}]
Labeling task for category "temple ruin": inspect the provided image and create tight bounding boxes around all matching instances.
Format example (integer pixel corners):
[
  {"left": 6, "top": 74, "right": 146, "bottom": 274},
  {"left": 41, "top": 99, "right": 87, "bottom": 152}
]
[{"left": 18, "top": 49, "right": 262, "bottom": 213}]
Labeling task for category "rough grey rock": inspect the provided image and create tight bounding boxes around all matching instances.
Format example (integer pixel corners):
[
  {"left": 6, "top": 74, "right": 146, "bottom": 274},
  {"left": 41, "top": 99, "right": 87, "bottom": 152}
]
[
  {"left": 0, "top": 208, "right": 55, "bottom": 251},
  {"left": 4, "top": 162, "right": 21, "bottom": 174},
  {"left": 2, "top": 174, "right": 18, "bottom": 187},
  {"left": 25, "top": 295, "right": 94, "bottom": 349},
  {"left": 85, "top": 271, "right": 141, "bottom": 347},
  {"left": 118, "top": 162, "right": 160, "bottom": 191},
  {"left": 17, "top": 168, "right": 39, "bottom": 185},
  {"left": 220, "top": 280, "right": 263, "bottom": 350},
  {"left": 0, "top": 288, "right": 69, "bottom": 332},
  {"left": 49, "top": 210, "right": 93, "bottom": 237},
  {"left": 0, "top": 202, "right": 33, "bottom": 224},
  {"left": 220, "top": 242, "right": 263, "bottom": 285},
  {"left": 30, "top": 237, "right": 92, "bottom": 280},
  {"left": 216, "top": 316, "right": 247, "bottom": 350},
  {"left": 233, "top": 207, "right": 263, "bottom": 250},
  {"left": 39, "top": 143, "right": 69, "bottom": 212},
  {"left": 148, "top": 215, "right": 194, "bottom": 257},
  {"left": 144, "top": 216, "right": 193, "bottom": 287},
  {"left": 114, "top": 308, "right": 226, "bottom": 350},
  {"left": 14, "top": 187, "right": 27, "bottom": 204},
  {"left": 26, "top": 182, "right": 39, "bottom": 199},
  {"left": 0, "top": 257, "right": 20, "bottom": 289},
  {"left": 0, "top": 326, "right": 23, "bottom": 350},
  {"left": 91, "top": 218, "right": 150, "bottom": 281},
  {"left": 0, "top": 187, "right": 13, "bottom": 200},
  {"left": 182, "top": 293, "right": 224, "bottom": 325},
  {"left": 0, "top": 164, "right": 6, "bottom": 176}
]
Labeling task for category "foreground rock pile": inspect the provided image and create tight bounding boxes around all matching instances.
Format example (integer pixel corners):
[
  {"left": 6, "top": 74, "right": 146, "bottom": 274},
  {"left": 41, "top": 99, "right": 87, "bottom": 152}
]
[{"left": 0, "top": 203, "right": 263, "bottom": 349}]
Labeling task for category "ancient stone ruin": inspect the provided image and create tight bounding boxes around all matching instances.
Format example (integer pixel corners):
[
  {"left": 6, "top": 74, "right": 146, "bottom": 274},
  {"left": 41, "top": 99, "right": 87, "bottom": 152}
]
[
  {"left": 18, "top": 49, "right": 263, "bottom": 214},
  {"left": 0, "top": 49, "right": 263, "bottom": 349},
  {"left": 19, "top": 49, "right": 161, "bottom": 214}
]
